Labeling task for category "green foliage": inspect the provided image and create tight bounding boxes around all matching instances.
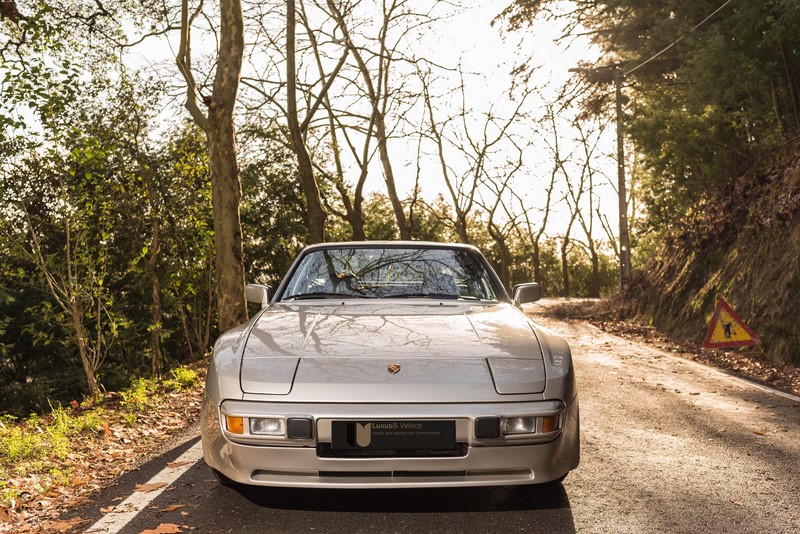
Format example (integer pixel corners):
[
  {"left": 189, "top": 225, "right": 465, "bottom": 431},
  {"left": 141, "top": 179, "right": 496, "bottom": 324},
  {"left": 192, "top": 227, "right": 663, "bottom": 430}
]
[
  {"left": 239, "top": 126, "right": 308, "bottom": 288},
  {"left": 0, "top": 404, "right": 103, "bottom": 465},
  {"left": 163, "top": 367, "right": 199, "bottom": 392},
  {"left": 0, "top": 73, "right": 218, "bottom": 413},
  {"left": 503, "top": 0, "right": 800, "bottom": 226},
  {"left": 409, "top": 194, "right": 458, "bottom": 243},
  {"left": 363, "top": 193, "right": 400, "bottom": 240},
  {"left": 120, "top": 378, "right": 152, "bottom": 411},
  {"left": 0, "top": 422, "right": 46, "bottom": 463}
]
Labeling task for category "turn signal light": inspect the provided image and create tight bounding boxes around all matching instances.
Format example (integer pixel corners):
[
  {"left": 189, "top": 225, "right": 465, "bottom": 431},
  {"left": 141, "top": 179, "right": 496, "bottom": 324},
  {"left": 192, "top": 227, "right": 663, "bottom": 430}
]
[
  {"left": 541, "top": 415, "right": 560, "bottom": 433},
  {"left": 225, "top": 416, "right": 244, "bottom": 434}
]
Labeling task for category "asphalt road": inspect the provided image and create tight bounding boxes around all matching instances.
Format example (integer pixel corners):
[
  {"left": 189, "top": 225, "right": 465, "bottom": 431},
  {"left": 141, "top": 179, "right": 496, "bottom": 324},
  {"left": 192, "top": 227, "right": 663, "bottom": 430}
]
[{"left": 74, "top": 309, "right": 800, "bottom": 533}]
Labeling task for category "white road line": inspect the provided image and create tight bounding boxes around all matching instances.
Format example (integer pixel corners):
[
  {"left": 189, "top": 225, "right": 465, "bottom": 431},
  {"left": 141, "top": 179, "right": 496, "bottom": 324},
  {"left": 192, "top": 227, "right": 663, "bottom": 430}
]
[{"left": 85, "top": 439, "right": 204, "bottom": 534}]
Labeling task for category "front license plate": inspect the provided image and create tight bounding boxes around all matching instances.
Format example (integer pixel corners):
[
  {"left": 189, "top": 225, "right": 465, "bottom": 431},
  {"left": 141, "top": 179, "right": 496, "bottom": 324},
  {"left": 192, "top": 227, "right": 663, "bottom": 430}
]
[{"left": 331, "top": 420, "right": 455, "bottom": 450}]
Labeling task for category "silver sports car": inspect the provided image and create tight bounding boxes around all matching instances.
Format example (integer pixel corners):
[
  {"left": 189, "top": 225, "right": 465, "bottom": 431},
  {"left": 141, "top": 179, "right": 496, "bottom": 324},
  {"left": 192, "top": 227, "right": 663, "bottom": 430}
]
[{"left": 201, "top": 241, "right": 579, "bottom": 488}]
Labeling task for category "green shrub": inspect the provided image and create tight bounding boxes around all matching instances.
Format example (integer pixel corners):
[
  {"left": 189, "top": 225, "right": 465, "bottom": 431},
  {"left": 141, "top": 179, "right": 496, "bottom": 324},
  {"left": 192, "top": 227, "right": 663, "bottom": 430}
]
[{"left": 164, "top": 367, "right": 199, "bottom": 391}]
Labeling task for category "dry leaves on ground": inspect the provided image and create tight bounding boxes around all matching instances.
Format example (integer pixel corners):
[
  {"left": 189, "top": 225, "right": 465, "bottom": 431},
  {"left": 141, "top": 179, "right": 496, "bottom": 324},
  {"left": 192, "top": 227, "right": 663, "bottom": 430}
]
[
  {"left": 140, "top": 523, "right": 183, "bottom": 534},
  {"left": 0, "top": 362, "right": 207, "bottom": 534},
  {"left": 136, "top": 483, "right": 168, "bottom": 493}
]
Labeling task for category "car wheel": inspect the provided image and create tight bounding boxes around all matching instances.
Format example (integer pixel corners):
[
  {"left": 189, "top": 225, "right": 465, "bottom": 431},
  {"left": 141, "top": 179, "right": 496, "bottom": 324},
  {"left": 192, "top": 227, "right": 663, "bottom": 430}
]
[{"left": 211, "top": 468, "right": 238, "bottom": 487}]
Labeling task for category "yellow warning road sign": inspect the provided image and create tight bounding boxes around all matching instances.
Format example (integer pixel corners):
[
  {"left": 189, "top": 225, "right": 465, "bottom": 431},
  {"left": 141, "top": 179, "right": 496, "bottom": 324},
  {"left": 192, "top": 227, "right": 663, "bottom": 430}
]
[{"left": 703, "top": 296, "right": 761, "bottom": 349}]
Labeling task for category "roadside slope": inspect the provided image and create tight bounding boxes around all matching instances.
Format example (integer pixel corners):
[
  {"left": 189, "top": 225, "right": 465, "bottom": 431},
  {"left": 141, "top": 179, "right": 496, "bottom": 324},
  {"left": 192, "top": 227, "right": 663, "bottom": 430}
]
[{"left": 631, "top": 143, "right": 800, "bottom": 365}]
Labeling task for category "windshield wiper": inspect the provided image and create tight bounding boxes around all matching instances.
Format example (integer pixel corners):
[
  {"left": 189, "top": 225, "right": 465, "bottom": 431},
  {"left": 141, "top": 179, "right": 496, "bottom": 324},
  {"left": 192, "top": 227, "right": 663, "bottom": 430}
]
[
  {"left": 383, "top": 292, "right": 460, "bottom": 300},
  {"left": 284, "top": 291, "right": 367, "bottom": 301}
]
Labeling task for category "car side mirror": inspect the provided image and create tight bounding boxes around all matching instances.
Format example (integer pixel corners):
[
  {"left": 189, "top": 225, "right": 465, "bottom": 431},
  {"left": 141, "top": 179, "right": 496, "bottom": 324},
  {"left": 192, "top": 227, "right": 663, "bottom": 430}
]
[
  {"left": 246, "top": 284, "right": 271, "bottom": 309},
  {"left": 513, "top": 283, "right": 541, "bottom": 307}
]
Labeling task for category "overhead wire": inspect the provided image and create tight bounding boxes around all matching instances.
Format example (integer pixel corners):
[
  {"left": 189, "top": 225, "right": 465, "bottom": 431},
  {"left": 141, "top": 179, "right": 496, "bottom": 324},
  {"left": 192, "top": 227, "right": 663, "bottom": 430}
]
[{"left": 623, "top": 0, "right": 737, "bottom": 76}]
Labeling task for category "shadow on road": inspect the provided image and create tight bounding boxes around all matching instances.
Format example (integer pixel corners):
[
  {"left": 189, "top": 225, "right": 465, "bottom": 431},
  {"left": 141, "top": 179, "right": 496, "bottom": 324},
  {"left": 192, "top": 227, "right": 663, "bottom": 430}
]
[
  {"left": 234, "top": 481, "right": 571, "bottom": 514},
  {"left": 201, "top": 474, "right": 578, "bottom": 534}
]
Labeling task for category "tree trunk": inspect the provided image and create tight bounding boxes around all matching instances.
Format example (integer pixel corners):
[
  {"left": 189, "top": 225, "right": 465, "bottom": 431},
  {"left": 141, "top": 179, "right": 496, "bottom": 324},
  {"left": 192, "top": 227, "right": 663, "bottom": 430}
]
[
  {"left": 0, "top": 0, "right": 24, "bottom": 23},
  {"left": 589, "top": 244, "right": 600, "bottom": 298},
  {"left": 207, "top": 0, "right": 247, "bottom": 333},
  {"left": 780, "top": 40, "right": 800, "bottom": 132},
  {"left": 139, "top": 169, "right": 164, "bottom": 376},
  {"left": 374, "top": 112, "right": 411, "bottom": 239},
  {"left": 145, "top": 219, "right": 163, "bottom": 376},
  {"left": 455, "top": 214, "right": 470, "bottom": 244},
  {"left": 287, "top": 0, "right": 326, "bottom": 243},
  {"left": 560, "top": 237, "right": 570, "bottom": 298},
  {"left": 71, "top": 297, "right": 99, "bottom": 399},
  {"left": 351, "top": 197, "right": 366, "bottom": 240}
]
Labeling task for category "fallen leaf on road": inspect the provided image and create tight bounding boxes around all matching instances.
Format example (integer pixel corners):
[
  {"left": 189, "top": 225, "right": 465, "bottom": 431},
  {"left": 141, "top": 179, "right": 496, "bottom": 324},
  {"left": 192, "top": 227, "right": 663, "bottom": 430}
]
[
  {"left": 140, "top": 522, "right": 182, "bottom": 534},
  {"left": 136, "top": 482, "right": 168, "bottom": 493},
  {"left": 159, "top": 504, "right": 186, "bottom": 513},
  {"left": 730, "top": 499, "right": 744, "bottom": 506},
  {"left": 167, "top": 461, "right": 189, "bottom": 469},
  {"left": 44, "top": 517, "right": 91, "bottom": 532},
  {"left": 0, "top": 507, "right": 10, "bottom": 523},
  {"left": 100, "top": 506, "right": 115, "bottom": 513},
  {"left": 752, "top": 430, "right": 765, "bottom": 436}
]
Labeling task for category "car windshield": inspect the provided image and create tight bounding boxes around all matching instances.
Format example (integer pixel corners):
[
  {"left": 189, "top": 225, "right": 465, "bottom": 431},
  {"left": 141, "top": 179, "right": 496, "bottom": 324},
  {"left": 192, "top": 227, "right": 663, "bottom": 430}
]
[{"left": 281, "top": 247, "right": 500, "bottom": 301}]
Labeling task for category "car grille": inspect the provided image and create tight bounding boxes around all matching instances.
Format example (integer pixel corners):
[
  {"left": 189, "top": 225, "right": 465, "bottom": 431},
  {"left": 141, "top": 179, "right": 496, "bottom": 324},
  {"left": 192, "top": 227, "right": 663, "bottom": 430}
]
[{"left": 316, "top": 442, "right": 468, "bottom": 458}]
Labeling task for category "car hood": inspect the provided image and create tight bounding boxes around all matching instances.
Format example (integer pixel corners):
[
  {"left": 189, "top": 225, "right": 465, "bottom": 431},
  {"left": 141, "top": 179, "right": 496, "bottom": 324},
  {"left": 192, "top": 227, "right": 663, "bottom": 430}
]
[{"left": 239, "top": 302, "right": 546, "bottom": 401}]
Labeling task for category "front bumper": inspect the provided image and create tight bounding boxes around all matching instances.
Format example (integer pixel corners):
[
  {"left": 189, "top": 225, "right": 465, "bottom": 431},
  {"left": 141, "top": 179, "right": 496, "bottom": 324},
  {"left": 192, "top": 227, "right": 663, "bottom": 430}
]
[{"left": 201, "top": 397, "right": 579, "bottom": 488}]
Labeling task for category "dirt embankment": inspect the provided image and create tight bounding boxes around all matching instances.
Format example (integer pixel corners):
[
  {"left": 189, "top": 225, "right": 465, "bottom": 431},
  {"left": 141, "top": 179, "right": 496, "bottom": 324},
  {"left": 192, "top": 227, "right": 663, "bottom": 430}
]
[{"left": 629, "top": 143, "right": 800, "bottom": 367}]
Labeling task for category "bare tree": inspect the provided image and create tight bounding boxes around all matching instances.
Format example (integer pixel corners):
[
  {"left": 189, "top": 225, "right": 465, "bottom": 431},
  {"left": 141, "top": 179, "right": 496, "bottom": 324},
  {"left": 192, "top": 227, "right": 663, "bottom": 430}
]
[
  {"left": 324, "top": 0, "right": 444, "bottom": 240},
  {"left": 537, "top": 103, "right": 582, "bottom": 297},
  {"left": 298, "top": 1, "right": 370, "bottom": 240},
  {"left": 129, "top": 118, "right": 165, "bottom": 376},
  {"left": 509, "top": 104, "right": 560, "bottom": 289},
  {"left": 175, "top": 0, "right": 247, "bottom": 332},
  {"left": 286, "top": 0, "right": 328, "bottom": 243},
  {"left": 475, "top": 148, "right": 524, "bottom": 289},
  {"left": 10, "top": 192, "right": 118, "bottom": 399},
  {"left": 422, "top": 66, "right": 532, "bottom": 244},
  {"left": 567, "top": 120, "right": 606, "bottom": 297}
]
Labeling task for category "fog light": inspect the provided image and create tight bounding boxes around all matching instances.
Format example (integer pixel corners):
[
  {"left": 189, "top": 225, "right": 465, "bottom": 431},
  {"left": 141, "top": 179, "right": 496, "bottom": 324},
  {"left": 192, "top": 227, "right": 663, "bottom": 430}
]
[
  {"left": 250, "top": 417, "right": 286, "bottom": 436},
  {"left": 287, "top": 417, "right": 313, "bottom": 439},
  {"left": 475, "top": 417, "right": 500, "bottom": 439},
  {"left": 501, "top": 416, "right": 536, "bottom": 435},
  {"left": 225, "top": 416, "right": 244, "bottom": 434},
  {"left": 541, "top": 415, "right": 561, "bottom": 433}
]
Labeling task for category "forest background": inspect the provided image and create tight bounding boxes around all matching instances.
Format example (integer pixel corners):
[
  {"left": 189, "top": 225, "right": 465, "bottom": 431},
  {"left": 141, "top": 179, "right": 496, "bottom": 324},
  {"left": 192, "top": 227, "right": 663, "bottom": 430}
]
[{"left": 2, "top": 0, "right": 799, "bottom": 417}]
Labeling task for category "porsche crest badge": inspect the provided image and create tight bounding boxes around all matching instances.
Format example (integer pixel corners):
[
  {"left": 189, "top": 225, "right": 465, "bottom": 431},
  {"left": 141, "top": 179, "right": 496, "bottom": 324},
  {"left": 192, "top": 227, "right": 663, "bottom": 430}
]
[{"left": 387, "top": 363, "right": 401, "bottom": 374}]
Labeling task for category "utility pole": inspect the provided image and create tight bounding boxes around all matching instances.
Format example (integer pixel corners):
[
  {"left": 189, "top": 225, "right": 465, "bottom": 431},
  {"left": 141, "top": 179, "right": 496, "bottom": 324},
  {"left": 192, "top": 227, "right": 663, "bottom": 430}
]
[
  {"left": 569, "top": 64, "right": 631, "bottom": 292},
  {"left": 613, "top": 66, "right": 631, "bottom": 292}
]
